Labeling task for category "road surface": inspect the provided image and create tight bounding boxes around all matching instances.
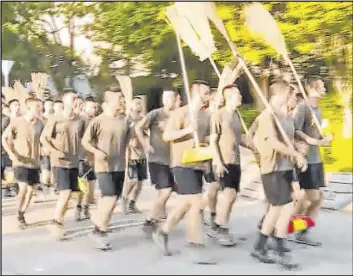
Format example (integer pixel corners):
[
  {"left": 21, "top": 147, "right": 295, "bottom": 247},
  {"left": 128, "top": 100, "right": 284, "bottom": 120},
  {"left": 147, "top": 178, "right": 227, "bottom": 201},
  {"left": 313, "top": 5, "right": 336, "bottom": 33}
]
[{"left": 2, "top": 186, "right": 352, "bottom": 275}]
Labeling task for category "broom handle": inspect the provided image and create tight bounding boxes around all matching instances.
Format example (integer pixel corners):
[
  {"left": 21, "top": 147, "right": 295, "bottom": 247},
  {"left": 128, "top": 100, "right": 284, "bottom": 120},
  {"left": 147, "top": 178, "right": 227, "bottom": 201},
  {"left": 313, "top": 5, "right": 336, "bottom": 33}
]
[
  {"left": 286, "top": 58, "right": 324, "bottom": 138},
  {"left": 175, "top": 30, "right": 200, "bottom": 147},
  {"left": 209, "top": 57, "right": 249, "bottom": 135},
  {"left": 237, "top": 57, "right": 295, "bottom": 149},
  {"left": 216, "top": 25, "right": 295, "bottom": 148}
]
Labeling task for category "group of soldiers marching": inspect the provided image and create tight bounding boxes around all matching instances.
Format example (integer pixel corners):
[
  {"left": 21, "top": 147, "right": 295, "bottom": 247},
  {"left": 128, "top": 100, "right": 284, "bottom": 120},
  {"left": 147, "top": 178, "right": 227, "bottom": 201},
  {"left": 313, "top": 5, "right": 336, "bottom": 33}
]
[{"left": 1, "top": 75, "right": 331, "bottom": 269}]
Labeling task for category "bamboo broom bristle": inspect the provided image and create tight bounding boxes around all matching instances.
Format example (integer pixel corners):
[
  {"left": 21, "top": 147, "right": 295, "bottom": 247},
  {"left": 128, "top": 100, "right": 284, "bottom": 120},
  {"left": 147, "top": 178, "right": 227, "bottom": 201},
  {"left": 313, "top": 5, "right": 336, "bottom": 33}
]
[{"left": 245, "top": 3, "right": 288, "bottom": 60}]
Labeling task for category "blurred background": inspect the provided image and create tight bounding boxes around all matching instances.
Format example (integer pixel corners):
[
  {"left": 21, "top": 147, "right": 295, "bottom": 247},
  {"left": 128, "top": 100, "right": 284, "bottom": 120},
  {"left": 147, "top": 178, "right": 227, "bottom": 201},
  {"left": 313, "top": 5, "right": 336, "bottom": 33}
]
[{"left": 1, "top": 2, "right": 352, "bottom": 172}]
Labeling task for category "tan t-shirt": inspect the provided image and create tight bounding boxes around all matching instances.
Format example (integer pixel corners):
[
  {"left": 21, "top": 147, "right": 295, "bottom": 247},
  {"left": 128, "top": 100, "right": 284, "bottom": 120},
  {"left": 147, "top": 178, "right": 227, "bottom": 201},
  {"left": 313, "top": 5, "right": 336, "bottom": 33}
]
[
  {"left": 40, "top": 114, "right": 53, "bottom": 157},
  {"left": 165, "top": 105, "right": 210, "bottom": 169},
  {"left": 254, "top": 109, "right": 295, "bottom": 175},
  {"left": 3, "top": 117, "right": 44, "bottom": 168},
  {"left": 128, "top": 115, "right": 146, "bottom": 161},
  {"left": 137, "top": 107, "right": 170, "bottom": 165},
  {"left": 211, "top": 107, "right": 242, "bottom": 165},
  {"left": 78, "top": 114, "right": 94, "bottom": 164},
  {"left": 41, "top": 114, "right": 85, "bottom": 168},
  {"left": 82, "top": 113, "right": 131, "bottom": 173},
  {"left": 293, "top": 102, "right": 322, "bottom": 164}
]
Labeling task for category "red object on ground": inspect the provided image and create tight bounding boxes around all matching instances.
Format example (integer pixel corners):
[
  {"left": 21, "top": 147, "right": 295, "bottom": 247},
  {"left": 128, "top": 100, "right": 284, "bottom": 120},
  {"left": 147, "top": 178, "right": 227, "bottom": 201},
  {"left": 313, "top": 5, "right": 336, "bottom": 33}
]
[{"left": 288, "top": 214, "right": 315, "bottom": 234}]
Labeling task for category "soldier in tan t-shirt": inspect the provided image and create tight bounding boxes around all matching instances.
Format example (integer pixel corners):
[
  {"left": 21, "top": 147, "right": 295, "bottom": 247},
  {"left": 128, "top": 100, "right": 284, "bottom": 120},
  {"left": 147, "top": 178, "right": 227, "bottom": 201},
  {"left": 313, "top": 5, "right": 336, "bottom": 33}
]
[
  {"left": 152, "top": 80, "right": 216, "bottom": 265},
  {"left": 40, "top": 89, "right": 86, "bottom": 240},
  {"left": 82, "top": 87, "right": 131, "bottom": 251},
  {"left": 75, "top": 98, "right": 98, "bottom": 221},
  {"left": 2, "top": 98, "right": 44, "bottom": 229},
  {"left": 121, "top": 97, "right": 148, "bottom": 214},
  {"left": 53, "top": 100, "right": 63, "bottom": 116},
  {"left": 292, "top": 78, "right": 332, "bottom": 246},
  {"left": 208, "top": 85, "right": 254, "bottom": 246},
  {"left": 250, "top": 81, "right": 307, "bottom": 269},
  {"left": 136, "top": 89, "right": 179, "bottom": 234}
]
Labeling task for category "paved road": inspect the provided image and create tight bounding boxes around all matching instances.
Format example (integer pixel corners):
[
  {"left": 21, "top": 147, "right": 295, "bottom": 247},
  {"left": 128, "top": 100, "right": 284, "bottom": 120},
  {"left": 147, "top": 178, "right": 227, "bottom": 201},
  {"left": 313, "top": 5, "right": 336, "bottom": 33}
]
[{"left": 2, "top": 190, "right": 352, "bottom": 275}]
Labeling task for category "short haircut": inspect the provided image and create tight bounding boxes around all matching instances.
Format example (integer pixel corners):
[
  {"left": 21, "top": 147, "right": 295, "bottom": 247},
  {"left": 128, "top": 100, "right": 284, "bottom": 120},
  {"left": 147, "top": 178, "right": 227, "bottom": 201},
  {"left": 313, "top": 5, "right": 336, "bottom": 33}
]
[
  {"left": 305, "top": 77, "right": 322, "bottom": 92},
  {"left": 222, "top": 84, "right": 238, "bottom": 96},
  {"left": 25, "top": 97, "right": 40, "bottom": 105},
  {"left": 163, "top": 87, "right": 178, "bottom": 93},
  {"left": 85, "top": 97, "right": 95, "bottom": 103},
  {"left": 191, "top": 80, "right": 209, "bottom": 87},
  {"left": 8, "top": 99, "right": 19, "bottom": 106},
  {"left": 104, "top": 87, "right": 122, "bottom": 102},
  {"left": 62, "top": 88, "right": 76, "bottom": 94},
  {"left": 190, "top": 80, "right": 209, "bottom": 96},
  {"left": 54, "top": 100, "right": 63, "bottom": 104},
  {"left": 269, "top": 80, "right": 291, "bottom": 99},
  {"left": 104, "top": 87, "right": 121, "bottom": 93}
]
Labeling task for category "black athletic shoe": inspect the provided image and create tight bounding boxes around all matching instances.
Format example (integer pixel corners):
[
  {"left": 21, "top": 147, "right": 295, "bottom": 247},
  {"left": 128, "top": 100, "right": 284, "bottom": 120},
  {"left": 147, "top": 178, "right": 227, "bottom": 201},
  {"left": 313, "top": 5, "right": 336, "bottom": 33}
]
[
  {"left": 189, "top": 244, "right": 217, "bottom": 265},
  {"left": 294, "top": 230, "right": 322, "bottom": 247},
  {"left": 267, "top": 237, "right": 291, "bottom": 252},
  {"left": 75, "top": 205, "right": 82, "bottom": 221},
  {"left": 216, "top": 228, "right": 236, "bottom": 247},
  {"left": 51, "top": 219, "right": 64, "bottom": 240},
  {"left": 83, "top": 205, "right": 90, "bottom": 220},
  {"left": 18, "top": 212, "right": 27, "bottom": 230},
  {"left": 250, "top": 248, "right": 275, "bottom": 264},
  {"left": 89, "top": 226, "right": 111, "bottom": 251},
  {"left": 251, "top": 232, "right": 275, "bottom": 264},
  {"left": 273, "top": 252, "right": 300, "bottom": 270},
  {"left": 120, "top": 197, "right": 128, "bottom": 214},
  {"left": 152, "top": 230, "right": 171, "bottom": 256},
  {"left": 128, "top": 201, "right": 141, "bottom": 214}
]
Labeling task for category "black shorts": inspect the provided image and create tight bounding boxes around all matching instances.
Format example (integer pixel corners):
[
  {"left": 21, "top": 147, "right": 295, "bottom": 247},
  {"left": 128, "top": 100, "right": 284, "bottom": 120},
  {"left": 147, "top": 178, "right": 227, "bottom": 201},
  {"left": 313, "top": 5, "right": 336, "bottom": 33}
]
[
  {"left": 298, "top": 163, "right": 325, "bottom": 190},
  {"left": 14, "top": 167, "right": 40, "bottom": 185},
  {"left": 55, "top": 167, "right": 79, "bottom": 191},
  {"left": 172, "top": 167, "right": 204, "bottom": 195},
  {"left": 203, "top": 161, "right": 217, "bottom": 183},
  {"left": 78, "top": 160, "right": 96, "bottom": 181},
  {"left": 97, "top": 171, "right": 125, "bottom": 197},
  {"left": 128, "top": 159, "right": 147, "bottom": 181},
  {"left": 149, "top": 162, "right": 174, "bottom": 190},
  {"left": 219, "top": 164, "right": 241, "bottom": 192},
  {"left": 261, "top": 170, "right": 293, "bottom": 206},
  {"left": 40, "top": 156, "right": 51, "bottom": 171}
]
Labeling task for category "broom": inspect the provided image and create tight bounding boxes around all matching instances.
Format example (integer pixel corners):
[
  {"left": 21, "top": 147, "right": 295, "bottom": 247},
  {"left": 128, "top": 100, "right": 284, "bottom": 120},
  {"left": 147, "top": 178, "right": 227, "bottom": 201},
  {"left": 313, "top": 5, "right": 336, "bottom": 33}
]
[
  {"left": 115, "top": 75, "right": 133, "bottom": 116},
  {"left": 193, "top": 2, "right": 297, "bottom": 152},
  {"left": 31, "top": 72, "right": 49, "bottom": 101},
  {"left": 244, "top": 3, "right": 323, "bottom": 138},
  {"left": 166, "top": 5, "right": 213, "bottom": 164},
  {"left": 13, "top": 80, "right": 30, "bottom": 114},
  {"left": 167, "top": 4, "right": 248, "bottom": 134}
]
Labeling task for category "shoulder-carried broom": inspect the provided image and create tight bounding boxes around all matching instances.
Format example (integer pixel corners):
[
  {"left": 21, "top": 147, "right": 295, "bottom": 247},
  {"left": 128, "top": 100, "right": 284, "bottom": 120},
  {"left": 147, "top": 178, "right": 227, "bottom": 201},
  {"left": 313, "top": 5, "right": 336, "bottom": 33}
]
[
  {"left": 244, "top": 3, "right": 323, "bottom": 138},
  {"left": 166, "top": 5, "right": 214, "bottom": 164},
  {"left": 13, "top": 80, "right": 30, "bottom": 114},
  {"left": 167, "top": 4, "right": 248, "bottom": 134},
  {"left": 31, "top": 72, "right": 49, "bottom": 101},
  {"left": 199, "top": 2, "right": 297, "bottom": 154},
  {"left": 115, "top": 75, "right": 133, "bottom": 116}
]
